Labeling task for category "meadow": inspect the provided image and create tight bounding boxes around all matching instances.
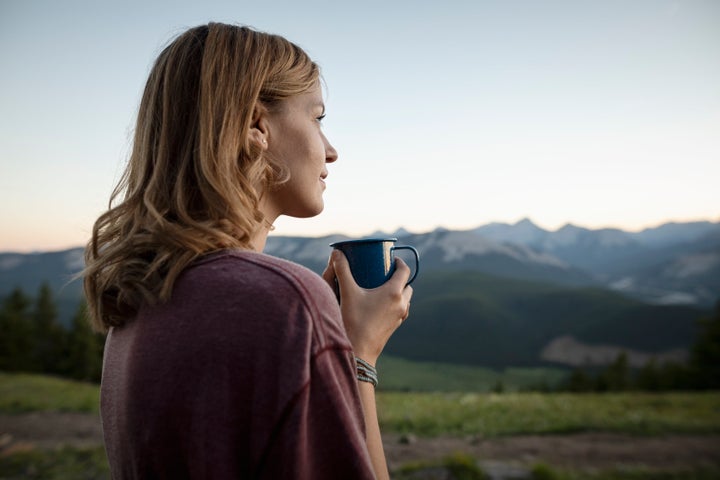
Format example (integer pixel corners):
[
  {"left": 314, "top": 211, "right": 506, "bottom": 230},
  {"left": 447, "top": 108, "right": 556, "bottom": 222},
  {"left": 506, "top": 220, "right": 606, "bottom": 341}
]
[
  {"left": 378, "top": 390, "right": 720, "bottom": 437},
  {"left": 1, "top": 372, "right": 719, "bottom": 479},
  {"left": 378, "top": 355, "right": 568, "bottom": 393}
]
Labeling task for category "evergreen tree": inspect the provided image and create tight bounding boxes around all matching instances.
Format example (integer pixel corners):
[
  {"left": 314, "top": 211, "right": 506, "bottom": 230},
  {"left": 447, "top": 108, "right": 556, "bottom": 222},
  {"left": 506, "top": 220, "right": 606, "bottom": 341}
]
[
  {"left": 491, "top": 379, "right": 505, "bottom": 393},
  {"left": 31, "top": 283, "right": 67, "bottom": 374},
  {"left": 64, "top": 302, "right": 104, "bottom": 382},
  {"left": 636, "top": 358, "right": 662, "bottom": 391},
  {"left": 596, "top": 352, "right": 631, "bottom": 391},
  {"left": 688, "top": 301, "right": 720, "bottom": 389},
  {"left": 658, "top": 361, "right": 692, "bottom": 390},
  {"left": 0, "top": 288, "right": 35, "bottom": 371},
  {"left": 565, "top": 368, "right": 593, "bottom": 392}
]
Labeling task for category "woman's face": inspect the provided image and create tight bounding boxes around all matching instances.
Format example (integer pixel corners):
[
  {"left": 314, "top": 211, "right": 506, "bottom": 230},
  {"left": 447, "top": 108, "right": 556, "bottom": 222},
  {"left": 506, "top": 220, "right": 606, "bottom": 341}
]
[{"left": 263, "top": 85, "right": 338, "bottom": 219}]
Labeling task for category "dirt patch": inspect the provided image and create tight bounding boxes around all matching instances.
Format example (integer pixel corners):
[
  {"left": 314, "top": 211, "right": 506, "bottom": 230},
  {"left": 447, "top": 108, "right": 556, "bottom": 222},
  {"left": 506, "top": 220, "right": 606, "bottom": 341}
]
[
  {"left": 0, "top": 412, "right": 103, "bottom": 452},
  {"left": 2, "top": 412, "right": 719, "bottom": 471},
  {"left": 384, "top": 433, "right": 720, "bottom": 471}
]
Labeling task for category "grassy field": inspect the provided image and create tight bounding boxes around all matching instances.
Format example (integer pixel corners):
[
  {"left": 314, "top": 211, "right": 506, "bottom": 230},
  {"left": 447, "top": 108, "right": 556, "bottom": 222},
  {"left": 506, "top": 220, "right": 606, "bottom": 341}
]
[
  {"left": 1, "top": 372, "right": 719, "bottom": 479},
  {"left": 0, "top": 447, "right": 108, "bottom": 480},
  {"left": 378, "top": 355, "right": 568, "bottom": 392},
  {"left": 0, "top": 372, "right": 100, "bottom": 414},
  {"left": 3, "top": 372, "right": 719, "bottom": 439},
  {"left": 394, "top": 454, "right": 720, "bottom": 480},
  {"left": 378, "top": 391, "right": 720, "bottom": 437}
]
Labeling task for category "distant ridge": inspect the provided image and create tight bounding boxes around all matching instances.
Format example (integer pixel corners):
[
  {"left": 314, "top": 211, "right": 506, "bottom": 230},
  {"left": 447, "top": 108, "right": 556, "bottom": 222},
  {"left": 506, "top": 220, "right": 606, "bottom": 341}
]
[
  {"left": 1, "top": 218, "right": 717, "bottom": 370},
  {"left": 2, "top": 219, "right": 718, "bottom": 307}
]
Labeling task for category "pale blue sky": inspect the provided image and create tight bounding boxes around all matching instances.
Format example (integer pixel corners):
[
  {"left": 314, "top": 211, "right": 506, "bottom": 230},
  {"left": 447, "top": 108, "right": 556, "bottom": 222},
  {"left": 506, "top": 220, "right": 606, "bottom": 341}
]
[{"left": 1, "top": 0, "right": 718, "bottom": 251}]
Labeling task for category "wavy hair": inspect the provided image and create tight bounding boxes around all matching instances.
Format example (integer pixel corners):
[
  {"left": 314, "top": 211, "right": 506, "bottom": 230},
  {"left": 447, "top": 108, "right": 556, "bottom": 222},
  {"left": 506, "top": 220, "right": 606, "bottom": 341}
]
[{"left": 84, "top": 23, "right": 320, "bottom": 331}]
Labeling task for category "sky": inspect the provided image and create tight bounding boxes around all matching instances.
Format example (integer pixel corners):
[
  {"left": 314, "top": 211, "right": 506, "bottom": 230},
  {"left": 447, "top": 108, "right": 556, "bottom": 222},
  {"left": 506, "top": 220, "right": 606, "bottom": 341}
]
[{"left": 1, "top": 0, "right": 718, "bottom": 252}]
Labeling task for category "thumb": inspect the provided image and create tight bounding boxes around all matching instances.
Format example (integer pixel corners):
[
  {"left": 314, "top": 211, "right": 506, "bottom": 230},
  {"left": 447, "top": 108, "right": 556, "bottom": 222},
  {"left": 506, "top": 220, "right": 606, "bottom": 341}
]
[{"left": 321, "top": 252, "right": 337, "bottom": 288}]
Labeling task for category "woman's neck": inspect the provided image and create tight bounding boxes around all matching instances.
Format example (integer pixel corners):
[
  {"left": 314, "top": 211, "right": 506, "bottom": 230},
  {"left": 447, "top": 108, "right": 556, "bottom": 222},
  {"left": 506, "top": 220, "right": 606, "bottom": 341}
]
[{"left": 249, "top": 216, "right": 277, "bottom": 252}]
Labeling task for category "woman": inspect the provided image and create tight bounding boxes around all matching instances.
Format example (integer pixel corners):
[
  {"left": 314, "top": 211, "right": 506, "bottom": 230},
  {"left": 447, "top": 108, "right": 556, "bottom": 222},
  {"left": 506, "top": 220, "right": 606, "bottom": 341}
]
[{"left": 83, "top": 22, "right": 412, "bottom": 479}]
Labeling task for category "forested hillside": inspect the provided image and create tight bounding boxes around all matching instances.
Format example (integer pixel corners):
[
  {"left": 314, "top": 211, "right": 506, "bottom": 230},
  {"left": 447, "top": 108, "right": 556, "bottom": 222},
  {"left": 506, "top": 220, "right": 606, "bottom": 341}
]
[
  {"left": 1, "top": 220, "right": 717, "bottom": 370},
  {"left": 385, "top": 271, "right": 705, "bottom": 367}
]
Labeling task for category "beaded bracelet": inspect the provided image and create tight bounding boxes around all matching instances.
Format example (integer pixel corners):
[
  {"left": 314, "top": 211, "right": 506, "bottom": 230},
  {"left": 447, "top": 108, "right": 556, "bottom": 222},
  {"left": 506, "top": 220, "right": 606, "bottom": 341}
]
[{"left": 355, "top": 356, "right": 378, "bottom": 387}]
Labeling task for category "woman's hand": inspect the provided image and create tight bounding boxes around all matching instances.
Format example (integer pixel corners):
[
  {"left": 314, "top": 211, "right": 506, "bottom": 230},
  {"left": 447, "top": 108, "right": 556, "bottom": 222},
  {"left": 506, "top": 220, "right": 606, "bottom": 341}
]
[{"left": 322, "top": 250, "right": 413, "bottom": 365}]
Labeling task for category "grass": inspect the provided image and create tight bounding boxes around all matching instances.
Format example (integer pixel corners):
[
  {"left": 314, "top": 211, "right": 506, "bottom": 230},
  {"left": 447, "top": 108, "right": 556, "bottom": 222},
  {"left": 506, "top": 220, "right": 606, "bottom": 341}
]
[
  {"left": 1, "top": 372, "right": 719, "bottom": 479},
  {"left": 378, "top": 355, "right": 567, "bottom": 392},
  {"left": 393, "top": 458, "right": 720, "bottom": 480},
  {"left": 3, "top": 372, "right": 719, "bottom": 439},
  {"left": 378, "top": 391, "right": 720, "bottom": 437},
  {"left": 1, "top": 448, "right": 717, "bottom": 480},
  {"left": 394, "top": 452, "right": 490, "bottom": 480},
  {"left": 0, "top": 446, "right": 108, "bottom": 480},
  {"left": 0, "top": 372, "right": 99, "bottom": 414},
  {"left": 529, "top": 463, "right": 720, "bottom": 480}
]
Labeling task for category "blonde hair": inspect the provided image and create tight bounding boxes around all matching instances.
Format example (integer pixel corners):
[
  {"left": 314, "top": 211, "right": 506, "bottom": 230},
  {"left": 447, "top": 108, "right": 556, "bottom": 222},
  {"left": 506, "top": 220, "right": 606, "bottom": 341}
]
[{"left": 84, "top": 23, "right": 320, "bottom": 331}]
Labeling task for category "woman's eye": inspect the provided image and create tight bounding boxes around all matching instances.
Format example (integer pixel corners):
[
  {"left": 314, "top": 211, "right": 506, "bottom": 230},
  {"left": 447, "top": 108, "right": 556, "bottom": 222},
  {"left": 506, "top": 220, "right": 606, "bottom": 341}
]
[{"left": 316, "top": 114, "right": 326, "bottom": 124}]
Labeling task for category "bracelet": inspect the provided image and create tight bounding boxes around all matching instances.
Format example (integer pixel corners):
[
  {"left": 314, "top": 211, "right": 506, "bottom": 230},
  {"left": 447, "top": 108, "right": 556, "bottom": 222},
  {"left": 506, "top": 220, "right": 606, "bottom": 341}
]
[{"left": 355, "top": 356, "right": 378, "bottom": 387}]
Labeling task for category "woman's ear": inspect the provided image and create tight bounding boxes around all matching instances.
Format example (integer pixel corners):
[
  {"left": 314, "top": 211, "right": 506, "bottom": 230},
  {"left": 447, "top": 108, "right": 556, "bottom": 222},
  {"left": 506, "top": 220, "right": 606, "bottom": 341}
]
[{"left": 250, "top": 102, "right": 270, "bottom": 148}]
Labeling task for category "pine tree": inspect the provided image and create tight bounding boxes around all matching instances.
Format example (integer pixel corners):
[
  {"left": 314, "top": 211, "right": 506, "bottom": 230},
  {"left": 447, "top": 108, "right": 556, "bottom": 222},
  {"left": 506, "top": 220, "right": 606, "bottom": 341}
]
[
  {"left": 636, "top": 358, "right": 662, "bottom": 391},
  {"left": 658, "top": 361, "right": 692, "bottom": 390},
  {"left": 32, "top": 283, "right": 67, "bottom": 374},
  {"left": 0, "top": 288, "right": 35, "bottom": 371},
  {"left": 688, "top": 301, "right": 720, "bottom": 389},
  {"left": 491, "top": 379, "right": 505, "bottom": 393},
  {"left": 597, "top": 352, "right": 631, "bottom": 391},
  {"left": 565, "top": 368, "right": 592, "bottom": 392},
  {"left": 65, "top": 302, "right": 104, "bottom": 382}
]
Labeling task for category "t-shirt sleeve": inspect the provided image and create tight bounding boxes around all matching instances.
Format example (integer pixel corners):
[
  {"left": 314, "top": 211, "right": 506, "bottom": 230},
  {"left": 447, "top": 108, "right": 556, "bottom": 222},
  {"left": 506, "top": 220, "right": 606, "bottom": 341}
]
[{"left": 256, "top": 347, "right": 375, "bottom": 479}]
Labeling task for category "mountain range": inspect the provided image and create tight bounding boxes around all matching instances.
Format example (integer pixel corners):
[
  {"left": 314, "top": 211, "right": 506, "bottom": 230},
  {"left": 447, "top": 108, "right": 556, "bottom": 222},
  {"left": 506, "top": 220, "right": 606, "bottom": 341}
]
[
  {"left": 264, "top": 218, "right": 720, "bottom": 307},
  {"left": 1, "top": 219, "right": 718, "bottom": 369}
]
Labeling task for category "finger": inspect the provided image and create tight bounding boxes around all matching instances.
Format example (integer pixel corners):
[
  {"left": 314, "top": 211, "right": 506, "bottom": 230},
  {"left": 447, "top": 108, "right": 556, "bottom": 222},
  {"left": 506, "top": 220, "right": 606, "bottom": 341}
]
[
  {"left": 331, "top": 250, "right": 359, "bottom": 296},
  {"left": 387, "top": 257, "right": 412, "bottom": 287},
  {"left": 401, "top": 286, "right": 413, "bottom": 320},
  {"left": 321, "top": 253, "right": 336, "bottom": 289},
  {"left": 402, "top": 284, "right": 414, "bottom": 305},
  {"left": 402, "top": 302, "right": 411, "bottom": 320}
]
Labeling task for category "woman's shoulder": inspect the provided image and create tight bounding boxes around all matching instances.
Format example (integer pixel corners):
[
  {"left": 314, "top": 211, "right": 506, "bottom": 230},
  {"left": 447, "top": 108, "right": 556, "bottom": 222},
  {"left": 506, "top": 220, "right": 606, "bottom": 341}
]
[
  {"left": 193, "top": 249, "right": 320, "bottom": 280},
  {"left": 178, "top": 249, "right": 346, "bottom": 349},
  {"left": 186, "top": 249, "right": 334, "bottom": 306}
]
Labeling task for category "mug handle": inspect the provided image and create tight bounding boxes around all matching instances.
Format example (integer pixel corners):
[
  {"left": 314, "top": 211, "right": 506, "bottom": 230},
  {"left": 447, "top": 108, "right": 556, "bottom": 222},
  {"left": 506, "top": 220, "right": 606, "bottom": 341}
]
[{"left": 392, "top": 245, "right": 420, "bottom": 285}]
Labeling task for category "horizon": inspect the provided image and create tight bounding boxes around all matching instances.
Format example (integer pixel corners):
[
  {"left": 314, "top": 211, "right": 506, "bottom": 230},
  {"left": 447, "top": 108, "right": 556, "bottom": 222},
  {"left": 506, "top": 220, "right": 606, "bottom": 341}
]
[
  {"left": 1, "top": 1, "right": 718, "bottom": 253},
  {"left": 2, "top": 215, "right": 718, "bottom": 255}
]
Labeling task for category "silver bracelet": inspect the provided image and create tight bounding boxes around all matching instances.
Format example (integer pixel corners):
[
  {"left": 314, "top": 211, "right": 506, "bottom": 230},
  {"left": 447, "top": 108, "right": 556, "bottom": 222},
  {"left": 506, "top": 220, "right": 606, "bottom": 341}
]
[{"left": 355, "top": 356, "right": 378, "bottom": 387}]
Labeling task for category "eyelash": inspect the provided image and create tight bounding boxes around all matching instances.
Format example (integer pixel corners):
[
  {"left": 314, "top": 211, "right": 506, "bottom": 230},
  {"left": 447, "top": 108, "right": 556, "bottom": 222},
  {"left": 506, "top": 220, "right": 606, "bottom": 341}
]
[{"left": 316, "top": 114, "right": 326, "bottom": 123}]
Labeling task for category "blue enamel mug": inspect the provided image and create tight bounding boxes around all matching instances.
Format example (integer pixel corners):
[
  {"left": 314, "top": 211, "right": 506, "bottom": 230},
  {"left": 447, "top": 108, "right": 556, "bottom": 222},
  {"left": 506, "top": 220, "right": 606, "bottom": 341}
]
[{"left": 329, "top": 237, "right": 420, "bottom": 289}]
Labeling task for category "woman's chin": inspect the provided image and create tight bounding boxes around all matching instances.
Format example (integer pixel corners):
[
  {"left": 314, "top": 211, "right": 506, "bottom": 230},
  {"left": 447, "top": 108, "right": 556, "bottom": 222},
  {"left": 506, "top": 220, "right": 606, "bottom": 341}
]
[{"left": 286, "top": 203, "right": 324, "bottom": 219}]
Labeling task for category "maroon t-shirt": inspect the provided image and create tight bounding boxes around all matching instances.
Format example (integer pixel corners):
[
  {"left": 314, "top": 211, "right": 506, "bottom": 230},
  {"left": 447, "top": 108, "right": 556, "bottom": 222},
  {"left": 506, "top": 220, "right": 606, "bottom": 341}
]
[{"left": 101, "top": 250, "right": 375, "bottom": 479}]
